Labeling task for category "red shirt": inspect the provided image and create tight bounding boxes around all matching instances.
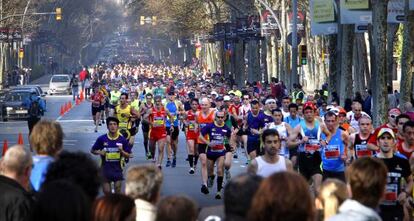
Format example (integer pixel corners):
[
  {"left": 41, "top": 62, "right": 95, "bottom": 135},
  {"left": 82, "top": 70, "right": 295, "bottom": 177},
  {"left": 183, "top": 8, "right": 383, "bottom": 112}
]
[
  {"left": 91, "top": 92, "right": 103, "bottom": 107},
  {"left": 79, "top": 70, "right": 87, "bottom": 81},
  {"left": 396, "top": 141, "right": 414, "bottom": 159}
]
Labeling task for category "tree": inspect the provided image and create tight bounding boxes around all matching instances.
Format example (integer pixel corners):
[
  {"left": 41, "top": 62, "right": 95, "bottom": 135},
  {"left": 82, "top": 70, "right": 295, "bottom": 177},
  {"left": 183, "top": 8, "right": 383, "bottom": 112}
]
[{"left": 400, "top": 0, "right": 414, "bottom": 110}]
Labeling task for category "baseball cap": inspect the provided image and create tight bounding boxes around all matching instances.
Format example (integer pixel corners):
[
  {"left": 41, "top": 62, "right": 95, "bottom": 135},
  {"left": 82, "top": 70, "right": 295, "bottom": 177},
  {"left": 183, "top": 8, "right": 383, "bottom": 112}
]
[
  {"left": 377, "top": 128, "right": 395, "bottom": 139},
  {"left": 216, "top": 96, "right": 224, "bottom": 101},
  {"left": 388, "top": 108, "right": 401, "bottom": 115},
  {"left": 211, "top": 91, "right": 218, "bottom": 96},
  {"left": 224, "top": 95, "right": 231, "bottom": 101},
  {"left": 303, "top": 101, "right": 316, "bottom": 110}
]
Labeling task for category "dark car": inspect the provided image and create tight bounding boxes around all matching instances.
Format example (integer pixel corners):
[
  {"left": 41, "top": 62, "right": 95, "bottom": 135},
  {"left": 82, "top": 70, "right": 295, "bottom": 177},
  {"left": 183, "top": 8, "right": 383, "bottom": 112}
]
[
  {"left": 1, "top": 89, "right": 45, "bottom": 121},
  {"left": 14, "top": 85, "right": 47, "bottom": 97}
]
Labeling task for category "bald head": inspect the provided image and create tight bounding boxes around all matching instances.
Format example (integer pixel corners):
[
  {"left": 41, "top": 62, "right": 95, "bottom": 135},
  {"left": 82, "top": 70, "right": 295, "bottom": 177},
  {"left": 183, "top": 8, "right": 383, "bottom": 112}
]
[
  {"left": 200, "top": 97, "right": 211, "bottom": 111},
  {"left": 1, "top": 145, "right": 32, "bottom": 176}
]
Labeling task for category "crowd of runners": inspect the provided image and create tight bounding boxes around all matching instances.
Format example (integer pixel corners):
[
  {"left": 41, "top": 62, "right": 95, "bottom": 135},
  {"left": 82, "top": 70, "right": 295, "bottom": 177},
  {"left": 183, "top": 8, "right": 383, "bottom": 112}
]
[{"left": 80, "top": 62, "right": 414, "bottom": 220}]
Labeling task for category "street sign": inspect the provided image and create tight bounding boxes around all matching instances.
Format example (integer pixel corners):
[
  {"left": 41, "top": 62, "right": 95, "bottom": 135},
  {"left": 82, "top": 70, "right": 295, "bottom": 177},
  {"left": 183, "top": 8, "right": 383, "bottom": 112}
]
[{"left": 287, "top": 32, "right": 301, "bottom": 46}]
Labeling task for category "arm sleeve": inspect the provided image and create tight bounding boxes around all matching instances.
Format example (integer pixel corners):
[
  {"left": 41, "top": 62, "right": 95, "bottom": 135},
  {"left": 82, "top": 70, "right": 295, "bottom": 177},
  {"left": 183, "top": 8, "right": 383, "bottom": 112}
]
[{"left": 91, "top": 137, "right": 102, "bottom": 152}]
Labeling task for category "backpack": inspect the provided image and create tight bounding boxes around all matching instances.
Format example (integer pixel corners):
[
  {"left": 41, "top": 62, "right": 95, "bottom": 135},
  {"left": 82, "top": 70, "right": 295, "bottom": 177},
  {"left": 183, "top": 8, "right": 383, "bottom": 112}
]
[
  {"left": 71, "top": 77, "right": 79, "bottom": 87},
  {"left": 29, "top": 97, "right": 41, "bottom": 117}
]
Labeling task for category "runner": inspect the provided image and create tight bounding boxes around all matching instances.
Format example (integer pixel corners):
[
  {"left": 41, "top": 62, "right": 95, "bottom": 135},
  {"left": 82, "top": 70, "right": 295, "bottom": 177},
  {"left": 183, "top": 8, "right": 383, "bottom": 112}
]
[
  {"left": 198, "top": 110, "right": 232, "bottom": 199},
  {"left": 244, "top": 100, "right": 266, "bottom": 161},
  {"left": 284, "top": 103, "right": 303, "bottom": 169},
  {"left": 265, "top": 108, "right": 292, "bottom": 158},
  {"left": 235, "top": 94, "right": 251, "bottom": 160},
  {"left": 320, "top": 111, "right": 349, "bottom": 182},
  {"left": 375, "top": 128, "right": 413, "bottom": 221},
  {"left": 396, "top": 120, "right": 414, "bottom": 161},
  {"left": 165, "top": 91, "right": 184, "bottom": 168},
  {"left": 184, "top": 98, "right": 200, "bottom": 174},
  {"left": 90, "top": 86, "right": 105, "bottom": 132},
  {"left": 109, "top": 86, "right": 121, "bottom": 116},
  {"left": 196, "top": 97, "right": 216, "bottom": 194},
  {"left": 288, "top": 101, "right": 331, "bottom": 195},
  {"left": 143, "top": 95, "right": 175, "bottom": 169},
  {"left": 139, "top": 93, "right": 154, "bottom": 159},
  {"left": 248, "top": 128, "right": 292, "bottom": 177},
  {"left": 114, "top": 93, "right": 139, "bottom": 147},
  {"left": 91, "top": 116, "right": 132, "bottom": 194},
  {"left": 367, "top": 108, "right": 401, "bottom": 151},
  {"left": 221, "top": 104, "right": 239, "bottom": 181},
  {"left": 349, "top": 115, "right": 374, "bottom": 159}
]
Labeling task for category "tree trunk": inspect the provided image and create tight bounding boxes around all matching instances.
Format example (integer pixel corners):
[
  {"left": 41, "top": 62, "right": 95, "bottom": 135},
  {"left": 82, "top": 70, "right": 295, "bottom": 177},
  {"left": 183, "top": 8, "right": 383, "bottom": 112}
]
[
  {"left": 339, "top": 25, "right": 355, "bottom": 106},
  {"left": 371, "top": 0, "right": 389, "bottom": 127},
  {"left": 400, "top": 0, "right": 414, "bottom": 110},
  {"left": 234, "top": 41, "right": 245, "bottom": 86},
  {"left": 386, "top": 23, "right": 399, "bottom": 88},
  {"left": 328, "top": 35, "right": 338, "bottom": 102}
]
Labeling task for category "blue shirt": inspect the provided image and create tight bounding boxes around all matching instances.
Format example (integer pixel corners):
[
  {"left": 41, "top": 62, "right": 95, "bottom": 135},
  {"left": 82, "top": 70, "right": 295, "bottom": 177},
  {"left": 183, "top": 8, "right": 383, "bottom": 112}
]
[
  {"left": 321, "top": 129, "right": 345, "bottom": 172},
  {"left": 165, "top": 102, "right": 179, "bottom": 127},
  {"left": 23, "top": 95, "right": 46, "bottom": 114},
  {"left": 247, "top": 111, "right": 266, "bottom": 141},
  {"left": 30, "top": 155, "right": 54, "bottom": 191},
  {"left": 201, "top": 123, "right": 231, "bottom": 155},
  {"left": 285, "top": 115, "right": 303, "bottom": 128},
  {"left": 298, "top": 120, "right": 320, "bottom": 153}
]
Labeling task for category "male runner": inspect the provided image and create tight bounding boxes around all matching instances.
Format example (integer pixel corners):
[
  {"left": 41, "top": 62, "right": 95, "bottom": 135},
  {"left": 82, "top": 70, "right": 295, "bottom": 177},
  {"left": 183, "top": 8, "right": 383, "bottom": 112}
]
[
  {"left": 91, "top": 117, "right": 132, "bottom": 194},
  {"left": 143, "top": 95, "right": 174, "bottom": 169},
  {"left": 139, "top": 93, "right": 154, "bottom": 159},
  {"left": 244, "top": 100, "right": 266, "bottom": 161},
  {"left": 349, "top": 115, "right": 374, "bottom": 159},
  {"left": 199, "top": 110, "right": 231, "bottom": 199},
  {"left": 114, "top": 93, "right": 139, "bottom": 146},
  {"left": 90, "top": 86, "right": 105, "bottom": 132},
  {"left": 165, "top": 91, "right": 184, "bottom": 168},
  {"left": 265, "top": 108, "right": 292, "bottom": 158},
  {"left": 184, "top": 98, "right": 200, "bottom": 174}
]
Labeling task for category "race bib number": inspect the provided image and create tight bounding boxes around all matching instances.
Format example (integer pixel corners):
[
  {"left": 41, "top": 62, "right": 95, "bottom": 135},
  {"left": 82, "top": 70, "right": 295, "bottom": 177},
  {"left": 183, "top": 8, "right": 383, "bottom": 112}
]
[
  {"left": 105, "top": 152, "right": 121, "bottom": 161},
  {"left": 305, "top": 139, "right": 320, "bottom": 154},
  {"left": 92, "top": 101, "right": 100, "bottom": 107},
  {"left": 355, "top": 144, "right": 372, "bottom": 158},
  {"left": 210, "top": 140, "right": 225, "bottom": 152},
  {"left": 324, "top": 145, "right": 340, "bottom": 159},
  {"left": 188, "top": 122, "right": 196, "bottom": 131},
  {"left": 383, "top": 184, "right": 398, "bottom": 205},
  {"left": 153, "top": 117, "right": 165, "bottom": 127}
]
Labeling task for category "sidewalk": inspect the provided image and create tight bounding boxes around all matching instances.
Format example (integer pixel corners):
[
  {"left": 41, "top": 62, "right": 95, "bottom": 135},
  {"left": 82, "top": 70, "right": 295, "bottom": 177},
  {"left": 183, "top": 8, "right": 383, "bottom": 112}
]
[{"left": 30, "top": 74, "right": 52, "bottom": 85}]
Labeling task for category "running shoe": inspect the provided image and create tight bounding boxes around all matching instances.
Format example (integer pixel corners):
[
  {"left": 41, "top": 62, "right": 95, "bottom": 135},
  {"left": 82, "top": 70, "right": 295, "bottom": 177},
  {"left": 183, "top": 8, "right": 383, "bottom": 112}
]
[
  {"left": 225, "top": 169, "right": 231, "bottom": 181},
  {"left": 158, "top": 165, "right": 162, "bottom": 170},
  {"left": 189, "top": 168, "right": 195, "bottom": 174},
  {"left": 172, "top": 157, "right": 176, "bottom": 168},
  {"left": 94, "top": 128, "right": 98, "bottom": 133},
  {"left": 166, "top": 160, "right": 171, "bottom": 167},
  {"left": 146, "top": 152, "right": 152, "bottom": 160},
  {"left": 208, "top": 177, "right": 214, "bottom": 188},
  {"left": 215, "top": 192, "right": 222, "bottom": 199},
  {"left": 233, "top": 153, "right": 238, "bottom": 159},
  {"left": 201, "top": 185, "right": 209, "bottom": 194}
]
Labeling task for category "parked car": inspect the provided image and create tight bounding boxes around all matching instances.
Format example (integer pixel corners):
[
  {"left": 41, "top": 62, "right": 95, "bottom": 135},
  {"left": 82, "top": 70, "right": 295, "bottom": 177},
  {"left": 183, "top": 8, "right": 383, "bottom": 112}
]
[
  {"left": 1, "top": 89, "right": 33, "bottom": 121},
  {"left": 48, "top": 74, "right": 71, "bottom": 95},
  {"left": 15, "top": 85, "right": 47, "bottom": 97}
]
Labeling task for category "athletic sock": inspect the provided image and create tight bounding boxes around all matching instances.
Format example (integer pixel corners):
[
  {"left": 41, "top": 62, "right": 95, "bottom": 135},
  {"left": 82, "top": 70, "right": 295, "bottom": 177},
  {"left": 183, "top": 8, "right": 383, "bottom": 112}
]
[
  {"left": 189, "top": 154, "right": 194, "bottom": 167},
  {"left": 217, "top": 176, "right": 223, "bottom": 192},
  {"left": 194, "top": 155, "right": 199, "bottom": 165}
]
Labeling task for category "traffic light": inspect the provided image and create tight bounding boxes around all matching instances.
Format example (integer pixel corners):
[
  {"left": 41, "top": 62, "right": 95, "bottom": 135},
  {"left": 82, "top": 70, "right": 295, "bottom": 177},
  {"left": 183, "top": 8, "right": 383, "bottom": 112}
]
[
  {"left": 140, "top": 16, "right": 145, "bottom": 25},
  {"left": 152, "top": 16, "right": 157, "bottom": 25},
  {"left": 56, "top": 8, "right": 62, "bottom": 21},
  {"left": 299, "top": 45, "right": 307, "bottom": 65}
]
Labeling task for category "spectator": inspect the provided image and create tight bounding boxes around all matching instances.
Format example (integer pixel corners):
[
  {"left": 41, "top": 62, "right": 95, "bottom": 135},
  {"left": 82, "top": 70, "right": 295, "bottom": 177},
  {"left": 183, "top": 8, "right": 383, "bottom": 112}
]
[
  {"left": 92, "top": 194, "right": 136, "bottom": 221},
  {"left": 388, "top": 86, "right": 398, "bottom": 109},
  {"left": 315, "top": 179, "right": 348, "bottom": 221},
  {"left": 70, "top": 73, "right": 79, "bottom": 101},
  {"left": 29, "top": 120, "right": 63, "bottom": 192},
  {"left": 0, "top": 145, "right": 34, "bottom": 221},
  {"left": 363, "top": 89, "right": 372, "bottom": 117},
  {"left": 328, "top": 157, "right": 387, "bottom": 221},
  {"left": 42, "top": 151, "right": 101, "bottom": 201},
  {"left": 79, "top": 66, "right": 88, "bottom": 91},
  {"left": 156, "top": 195, "right": 198, "bottom": 221},
  {"left": 248, "top": 172, "right": 314, "bottom": 221},
  {"left": 32, "top": 180, "right": 91, "bottom": 221},
  {"left": 125, "top": 165, "right": 163, "bottom": 221},
  {"left": 23, "top": 91, "right": 46, "bottom": 135}
]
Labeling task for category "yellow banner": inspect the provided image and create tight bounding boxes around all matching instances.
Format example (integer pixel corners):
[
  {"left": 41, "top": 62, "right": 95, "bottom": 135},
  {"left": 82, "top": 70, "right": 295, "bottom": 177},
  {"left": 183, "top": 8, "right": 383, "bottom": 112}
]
[
  {"left": 344, "top": 0, "right": 369, "bottom": 10},
  {"left": 313, "top": 0, "right": 335, "bottom": 23}
]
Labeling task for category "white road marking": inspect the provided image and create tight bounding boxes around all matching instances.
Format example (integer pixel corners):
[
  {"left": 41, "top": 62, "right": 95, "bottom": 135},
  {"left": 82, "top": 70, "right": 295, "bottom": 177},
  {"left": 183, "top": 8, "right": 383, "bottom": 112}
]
[{"left": 57, "top": 119, "right": 94, "bottom": 123}]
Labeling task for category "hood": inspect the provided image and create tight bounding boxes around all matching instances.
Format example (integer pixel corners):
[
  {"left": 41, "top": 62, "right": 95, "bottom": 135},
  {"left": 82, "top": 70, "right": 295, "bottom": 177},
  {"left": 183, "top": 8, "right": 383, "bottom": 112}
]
[
  {"left": 330, "top": 199, "right": 382, "bottom": 221},
  {"left": 50, "top": 82, "right": 70, "bottom": 87}
]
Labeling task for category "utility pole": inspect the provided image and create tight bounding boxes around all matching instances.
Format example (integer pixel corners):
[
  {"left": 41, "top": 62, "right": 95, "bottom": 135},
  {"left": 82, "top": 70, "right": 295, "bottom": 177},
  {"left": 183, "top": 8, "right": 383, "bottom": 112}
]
[{"left": 291, "top": 0, "right": 298, "bottom": 86}]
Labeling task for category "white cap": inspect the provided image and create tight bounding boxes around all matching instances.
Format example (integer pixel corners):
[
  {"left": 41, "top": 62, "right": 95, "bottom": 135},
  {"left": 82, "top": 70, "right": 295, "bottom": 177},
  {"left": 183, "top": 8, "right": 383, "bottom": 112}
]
[
  {"left": 211, "top": 91, "right": 218, "bottom": 96},
  {"left": 224, "top": 95, "right": 231, "bottom": 101}
]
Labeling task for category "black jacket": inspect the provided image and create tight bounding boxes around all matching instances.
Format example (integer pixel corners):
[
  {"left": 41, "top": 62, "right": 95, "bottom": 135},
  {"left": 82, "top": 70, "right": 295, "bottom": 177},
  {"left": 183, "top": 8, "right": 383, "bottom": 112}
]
[{"left": 0, "top": 175, "right": 34, "bottom": 221}]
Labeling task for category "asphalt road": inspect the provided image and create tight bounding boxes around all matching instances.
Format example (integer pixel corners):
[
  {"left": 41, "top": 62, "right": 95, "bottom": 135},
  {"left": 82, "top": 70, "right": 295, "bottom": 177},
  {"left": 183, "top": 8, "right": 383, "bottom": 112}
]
[{"left": 0, "top": 75, "right": 249, "bottom": 207}]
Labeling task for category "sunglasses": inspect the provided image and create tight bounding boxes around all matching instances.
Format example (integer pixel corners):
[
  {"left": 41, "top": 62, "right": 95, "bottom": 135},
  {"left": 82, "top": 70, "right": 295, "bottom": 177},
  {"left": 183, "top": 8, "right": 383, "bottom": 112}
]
[
  {"left": 216, "top": 116, "right": 225, "bottom": 119},
  {"left": 389, "top": 115, "right": 398, "bottom": 118},
  {"left": 243, "top": 98, "right": 249, "bottom": 100}
]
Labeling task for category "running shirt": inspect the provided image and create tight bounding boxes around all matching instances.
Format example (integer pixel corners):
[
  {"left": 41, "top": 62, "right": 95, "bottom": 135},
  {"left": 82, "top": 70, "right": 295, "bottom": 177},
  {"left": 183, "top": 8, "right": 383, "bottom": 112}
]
[
  {"left": 197, "top": 109, "right": 215, "bottom": 144},
  {"left": 110, "top": 91, "right": 121, "bottom": 106},
  {"left": 368, "top": 124, "right": 398, "bottom": 146},
  {"left": 246, "top": 111, "right": 266, "bottom": 142},
  {"left": 116, "top": 105, "right": 132, "bottom": 130},
  {"left": 239, "top": 104, "right": 251, "bottom": 125},
  {"left": 396, "top": 141, "right": 414, "bottom": 160},
  {"left": 186, "top": 110, "right": 198, "bottom": 140},
  {"left": 376, "top": 155, "right": 411, "bottom": 218},
  {"left": 91, "top": 92, "right": 104, "bottom": 107},
  {"left": 165, "top": 101, "right": 180, "bottom": 127},
  {"left": 267, "top": 122, "right": 289, "bottom": 157},
  {"left": 91, "top": 133, "right": 130, "bottom": 181},
  {"left": 130, "top": 99, "right": 140, "bottom": 112},
  {"left": 262, "top": 112, "right": 274, "bottom": 127},
  {"left": 229, "top": 104, "right": 241, "bottom": 118},
  {"left": 354, "top": 133, "right": 373, "bottom": 158},
  {"left": 298, "top": 120, "right": 321, "bottom": 154},
  {"left": 150, "top": 107, "right": 167, "bottom": 129},
  {"left": 256, "top": 156, "right": 287, "bottom": 177},
  {"left": 321, "top": 129, "right": 345, "bottom": 172},
  {"left": 201, "top": 123, "right": 231, "bottom": 155},
  {"left": 284, "top": 115, "right": 303, "bottom": 129}
]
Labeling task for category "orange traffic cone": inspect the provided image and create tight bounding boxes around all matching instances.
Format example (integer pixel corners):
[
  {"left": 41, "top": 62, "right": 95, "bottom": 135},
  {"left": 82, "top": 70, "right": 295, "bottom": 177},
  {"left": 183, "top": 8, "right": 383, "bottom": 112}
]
[
  {"left": 17, "top": 133, "right": 24, "bottom": 145},
  {"left": 68, "top": 101, "right": 72, "bottom": 109},
  {"left": 75, "top": 97, "right": 80, "bottom": 105},
  {"left": 80, "top": 90, "right": 84, "bottom": 101},
  {"left": 2, "top": 139, "right": 8, "bottom": 157},
  {"left": 60, "top": 105, "right": 65, "bottom": 116},
  {"left": 65, "top": 102, "right": 69, "bottom": 113}
]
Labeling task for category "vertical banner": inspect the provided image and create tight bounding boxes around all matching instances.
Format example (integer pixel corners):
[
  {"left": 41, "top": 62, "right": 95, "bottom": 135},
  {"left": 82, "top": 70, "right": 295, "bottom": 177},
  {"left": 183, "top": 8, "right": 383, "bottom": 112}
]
[
  {"left": 340, "top": 0, "right": 372, "bottom": 24},
  {"left": 387, "top": 0, "right": 405, "bottom": 23},
  {"left": 310, "top": 0, "right": 338, "bottom": 36}
]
